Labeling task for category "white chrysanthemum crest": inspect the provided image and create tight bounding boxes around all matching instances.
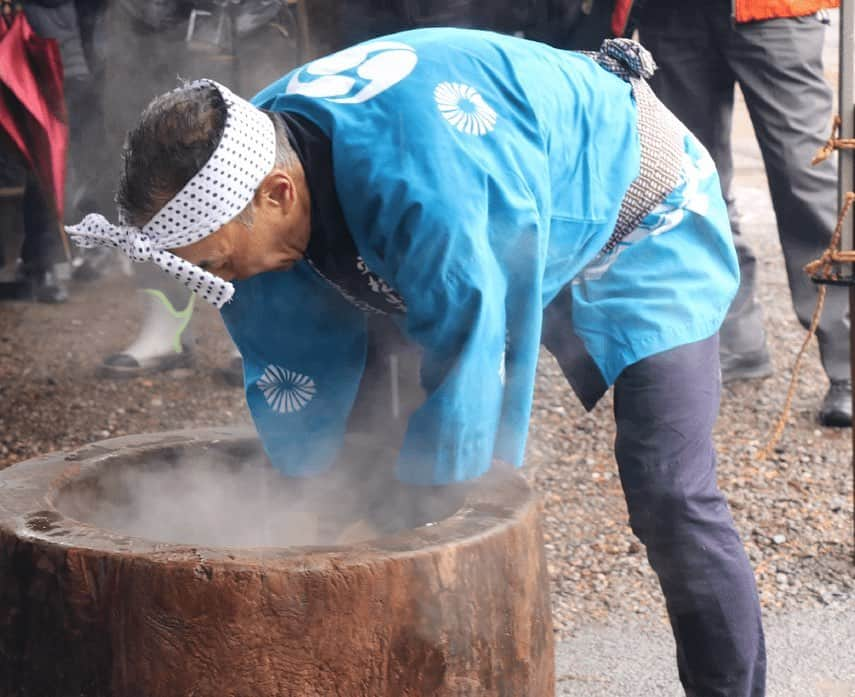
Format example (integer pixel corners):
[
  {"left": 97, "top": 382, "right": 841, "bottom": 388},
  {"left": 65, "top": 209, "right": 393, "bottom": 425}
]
[
  {"left": 257, "top": 365, "right": 316, "bottom": 413},
  {"left": 434, "top": 82, "right": 497, "bottom": 136}
]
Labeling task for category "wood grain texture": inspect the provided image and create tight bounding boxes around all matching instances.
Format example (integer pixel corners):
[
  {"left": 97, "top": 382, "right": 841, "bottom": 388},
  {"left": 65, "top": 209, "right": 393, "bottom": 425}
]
[{"left": 0, "top": 429, "right": 554, "bottom": 697}]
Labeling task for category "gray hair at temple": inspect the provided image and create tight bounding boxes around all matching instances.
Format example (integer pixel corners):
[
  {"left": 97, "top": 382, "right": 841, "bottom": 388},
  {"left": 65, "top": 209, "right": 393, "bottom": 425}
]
[{"left": 116, "top": 81, "right": 298, "bottom": 229}]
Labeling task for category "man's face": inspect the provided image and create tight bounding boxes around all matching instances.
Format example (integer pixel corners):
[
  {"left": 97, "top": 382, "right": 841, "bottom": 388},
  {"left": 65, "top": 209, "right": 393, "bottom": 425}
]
[{"left": 171, "top": 168, "right": 310, "bottom": 282}]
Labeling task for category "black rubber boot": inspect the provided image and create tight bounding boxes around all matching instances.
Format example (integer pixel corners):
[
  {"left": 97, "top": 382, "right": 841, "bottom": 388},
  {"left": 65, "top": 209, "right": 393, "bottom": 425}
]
[{"left": 819, "top": 380, "right": 853, "bottom": 428}]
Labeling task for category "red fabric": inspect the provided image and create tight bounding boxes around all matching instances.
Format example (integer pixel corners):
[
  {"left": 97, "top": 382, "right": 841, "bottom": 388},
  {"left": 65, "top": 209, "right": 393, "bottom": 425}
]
[
  {"left": 610, "top": 0, "right": 634, "bottom": 37},
  {"left": 0, "top": 11, "right": 67, "bottom": 216}
]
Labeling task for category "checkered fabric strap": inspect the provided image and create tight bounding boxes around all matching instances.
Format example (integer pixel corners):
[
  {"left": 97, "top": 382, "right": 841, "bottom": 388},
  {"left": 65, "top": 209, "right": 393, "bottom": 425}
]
[{"left": 587, "top": 39, "right": 686, "bottom": 253}]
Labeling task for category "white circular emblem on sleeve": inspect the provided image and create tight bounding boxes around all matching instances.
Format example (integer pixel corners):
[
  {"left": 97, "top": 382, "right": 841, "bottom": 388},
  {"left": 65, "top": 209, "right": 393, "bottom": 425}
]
[
  {"left": 257, "top": 365, "right": 316, "bottom": 413},
  {"left": 434, "top": 82, "right": 497, "bottom": 136}
]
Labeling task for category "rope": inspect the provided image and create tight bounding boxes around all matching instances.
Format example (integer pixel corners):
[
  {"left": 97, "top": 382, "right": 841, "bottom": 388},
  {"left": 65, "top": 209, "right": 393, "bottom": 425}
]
[
  {"left": 812, "top": 116, "right": 855, "bottom": 166},
  {"left": 756, "top": 190, "right": 855, "bottom": 460}
]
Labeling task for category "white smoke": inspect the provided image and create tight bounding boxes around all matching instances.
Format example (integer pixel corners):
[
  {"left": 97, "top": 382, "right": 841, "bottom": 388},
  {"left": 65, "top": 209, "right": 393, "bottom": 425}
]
[{"left": 57, "top": 444, "right": 467, "bottom": 548}]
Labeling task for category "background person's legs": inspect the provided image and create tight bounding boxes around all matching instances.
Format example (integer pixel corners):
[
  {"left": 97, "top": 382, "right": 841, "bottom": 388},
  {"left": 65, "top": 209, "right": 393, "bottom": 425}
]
[
  {"left": 640, "top": 1, "right": 773, "bottom": 382},
  {"left": 336, "top": 0, "right": 411, "bottom": 46},
  {"left": 96, "top": 3, "right": 244, "bottom": 380},
  {"left": 24, "top": 0, "right": 109, "bottom": 223},
  {"left": 613, "top": 334, "right": 766, "bottom": 697},
  {"left": 723, "top": 13, "right": 851, "bottom": 423},
  {"left": 95, "top": 4, "right": 203, "bottom": 374},
  {"left": 16, "top": 175, "right": 67, "bottom": 303},
  {"left": 96, "top": 11, "right": 197, "bottom": 374},
  {"left": 99, "top": 262, "right": 197, "bottom": 377},
  {"left": 17, "top": 0, "right": 99, "bottom": 301},
  {"left": 539, "top": 0, "right": 612, "bottom": 51}
]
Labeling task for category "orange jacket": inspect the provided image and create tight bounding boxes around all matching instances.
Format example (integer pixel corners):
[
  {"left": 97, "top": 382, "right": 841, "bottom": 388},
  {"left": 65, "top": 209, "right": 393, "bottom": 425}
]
[{"left": 733, "top": 0, "right": 839, "bottom": 23}]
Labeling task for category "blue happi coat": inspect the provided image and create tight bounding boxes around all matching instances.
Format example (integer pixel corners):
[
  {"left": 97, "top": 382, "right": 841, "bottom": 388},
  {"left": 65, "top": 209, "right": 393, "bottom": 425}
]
[{"left": 220, "top": 29, "right": 738, "bottom": 485}]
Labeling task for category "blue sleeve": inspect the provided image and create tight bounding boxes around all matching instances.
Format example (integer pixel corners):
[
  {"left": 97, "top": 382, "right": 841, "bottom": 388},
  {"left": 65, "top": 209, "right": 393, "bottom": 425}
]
[
  {"left": 381, "top": 206, "right": 510, "bottom": 486},
  {"left": 220, "top": 263, "right": 367, "bottom": 477},
  {"left": 331, "top": 125, "right": 546, "bottom": 485}
]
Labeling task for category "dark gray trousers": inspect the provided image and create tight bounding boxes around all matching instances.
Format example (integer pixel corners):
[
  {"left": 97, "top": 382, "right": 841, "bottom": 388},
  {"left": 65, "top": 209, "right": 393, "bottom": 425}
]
[
  {"left": 613, "top": 334, "right": 766, "bottom": 696},
  {"left": 639, "top": 3, "right": 850, "bottom": 382}
]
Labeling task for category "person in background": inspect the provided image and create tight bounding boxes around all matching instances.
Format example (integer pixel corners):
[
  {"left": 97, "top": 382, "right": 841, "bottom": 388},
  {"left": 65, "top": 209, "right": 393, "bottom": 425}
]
[
  {"left": 1, "top": 164, "right": 67, "bottom": 303},
  {"left": 528, "top": 0, "right": 637, "bottom": 50},
  {"left": 636, "top": 0, "right": 850, "bottom": 426},
  {"left": 0, "top": 0, "right": 107, "bottom": 303}
]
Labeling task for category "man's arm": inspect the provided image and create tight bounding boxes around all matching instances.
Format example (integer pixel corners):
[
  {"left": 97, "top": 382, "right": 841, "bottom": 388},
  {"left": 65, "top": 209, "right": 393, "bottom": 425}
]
[
  {"left": 382, "top": 210, "right": 512, "bottom": 486},
  {"left": 221, "top": 263, "right": 368, "bottom": 478}
]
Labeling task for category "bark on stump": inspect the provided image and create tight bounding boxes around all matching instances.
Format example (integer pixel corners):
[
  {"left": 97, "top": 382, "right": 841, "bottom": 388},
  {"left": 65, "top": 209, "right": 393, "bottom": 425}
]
[{"left": 0, "top": 428, "right": 555, "bottom": 697}]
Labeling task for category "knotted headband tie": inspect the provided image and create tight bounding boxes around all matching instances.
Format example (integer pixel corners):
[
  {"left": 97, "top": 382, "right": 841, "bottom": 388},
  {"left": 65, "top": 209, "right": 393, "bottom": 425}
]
[
  {"left": 66, "top": 79, "right": 276, "bottom": 308},
  {"left": 69, "top": 213, "right": 237, "bottom": 306}
]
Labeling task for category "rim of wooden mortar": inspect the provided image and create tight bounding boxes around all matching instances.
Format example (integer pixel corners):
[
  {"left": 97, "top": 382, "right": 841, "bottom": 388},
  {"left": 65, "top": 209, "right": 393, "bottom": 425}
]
[{"left": 0, "top": 427, "right": 538, "bottom": 570}]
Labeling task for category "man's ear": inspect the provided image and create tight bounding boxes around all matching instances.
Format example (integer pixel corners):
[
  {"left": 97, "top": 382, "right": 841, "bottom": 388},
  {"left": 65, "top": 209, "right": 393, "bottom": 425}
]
[{"left": 257, "top": 168, "right": 296, "bottom": 213}]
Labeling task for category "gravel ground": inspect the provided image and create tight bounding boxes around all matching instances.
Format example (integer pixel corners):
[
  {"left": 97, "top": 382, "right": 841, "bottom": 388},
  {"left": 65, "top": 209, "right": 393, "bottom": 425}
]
[
  {"left": 1, "top": 29, "right": 852, "bottom": 645},
  {"left": 0, "top": 284, "right": 248, "bottom": 464}
]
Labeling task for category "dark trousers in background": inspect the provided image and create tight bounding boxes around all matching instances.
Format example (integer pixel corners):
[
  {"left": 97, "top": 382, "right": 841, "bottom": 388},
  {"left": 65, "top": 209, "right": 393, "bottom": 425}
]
[
  {"left": 1, "top": 2, "right": 106, "bottom": 278},
  {"left": 639, "top": 3, "right": 849, "bottom": 383},
  {"left": 18, "top": 175, "right": 61, "bottom": 273},
  {"left": 612, "top": 334, "right": 765, "bottom": 696},
  {"left": 24, "top": 1, "right": 110, "bottom": 220}
]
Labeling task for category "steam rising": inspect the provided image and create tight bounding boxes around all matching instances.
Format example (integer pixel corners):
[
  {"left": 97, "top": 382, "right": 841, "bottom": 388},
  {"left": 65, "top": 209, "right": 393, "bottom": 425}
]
[
  {"left": 70, "top": 460, "right": 326, "bottom": 547},
  {"left": 57, "top": 446, "right": 466, "bottom": 548}
]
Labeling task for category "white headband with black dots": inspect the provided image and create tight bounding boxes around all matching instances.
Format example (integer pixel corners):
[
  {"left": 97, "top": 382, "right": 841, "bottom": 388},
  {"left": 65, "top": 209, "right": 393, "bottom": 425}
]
[{"left": 66, "top": 79, "right": 276, "bottom": 308}]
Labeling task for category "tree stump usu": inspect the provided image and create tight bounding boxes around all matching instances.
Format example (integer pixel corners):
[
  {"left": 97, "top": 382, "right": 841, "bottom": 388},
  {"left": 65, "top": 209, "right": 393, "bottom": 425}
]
[{"left": 0, "top": 428, "right": 554, "bottom": 697}]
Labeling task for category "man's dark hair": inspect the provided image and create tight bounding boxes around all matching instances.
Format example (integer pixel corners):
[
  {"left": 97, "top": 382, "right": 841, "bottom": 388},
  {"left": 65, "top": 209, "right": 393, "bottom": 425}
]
[{"left": 116, "top": 83, "right": 227, "bottom": 227}]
